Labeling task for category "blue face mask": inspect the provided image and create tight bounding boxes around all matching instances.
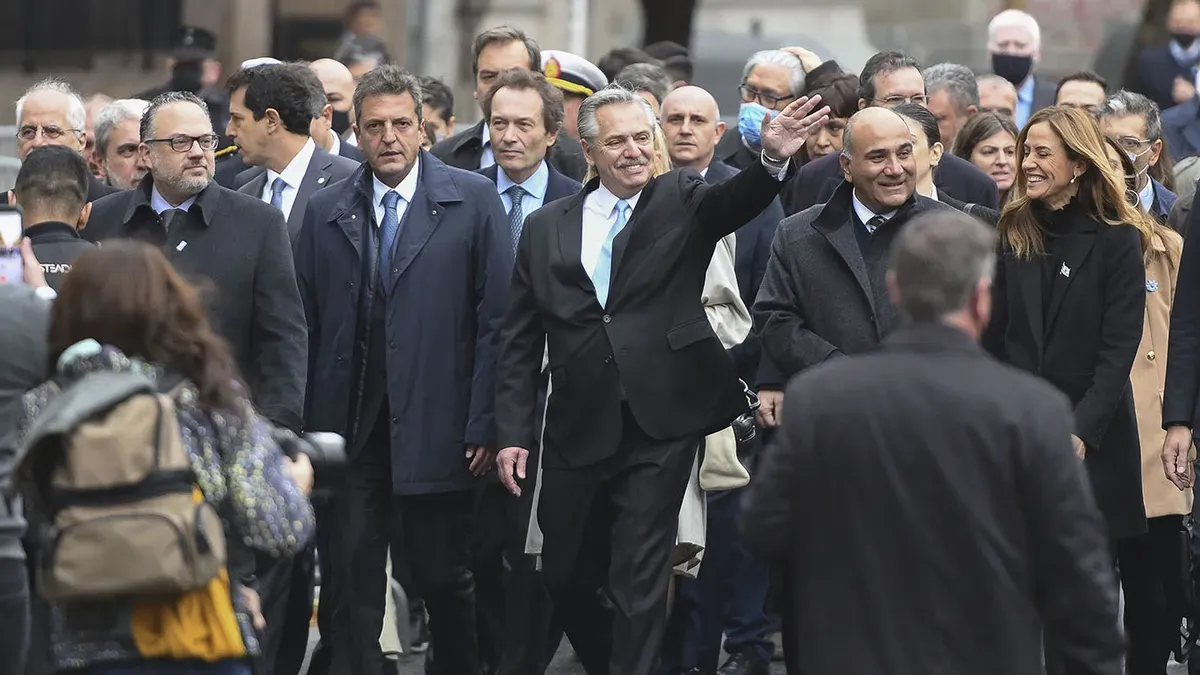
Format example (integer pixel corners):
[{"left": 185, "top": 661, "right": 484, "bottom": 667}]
[{"left": 738, "top": 102, "right": 770, "bottom": 148}]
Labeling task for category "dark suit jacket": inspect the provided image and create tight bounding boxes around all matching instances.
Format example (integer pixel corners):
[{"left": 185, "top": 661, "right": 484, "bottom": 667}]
[
  {"left": 754, "top": 182, "right": 955, "bottom": 381},
  {"left": 1030, "top": 75, "right": 1057, "bottom": 115},
  {"left": 432, "top": 120, "right": 589, "bottom": 182},
  {"left": 714, "top": 129, "right": 760, "bottom": 171},
  {"left": 742, "top": 323, "right": 1124, "bottom": 675},
  {"left": 1163, "top": 99, "right": 1200, "bottom": 160},
  {"left": 1163, "top": 194, "right": 1200, "bottom": 428},
  {"left": 84, "top": 177, "right": 308, "bottom": 431},
  {"left": 295, "top": 152, "right": 512, "bottom": 494},
  {"left": 705, "top": 160, "right": 783, "bottom": 385},
  {"left": 984, "top": 205, "right": 1146, "bottom": 539},
  {"left": 234, "top": 145, "right": 360, "bottom": 243},
  {"left": 1132, "top": 45, "right": 1197, "bottom": 112},
  {"left": 336, "top": 137, "right": 365, "bottom": 163},
  {"left": 214, "top": 150, "right": 247, "bottom": 189},
  {"left": 780, "top": 152, "right": 999, "bottom": 216},
  {"left": 497, "top": 162, "right": 784, "bottom": 469}
]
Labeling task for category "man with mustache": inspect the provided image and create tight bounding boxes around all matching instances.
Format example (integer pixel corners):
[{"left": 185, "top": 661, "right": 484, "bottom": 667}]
[
  {"left": 753, "top": 108, "right": 956, "bottom": 451},
  {"left": 495, "top": 84, "right": 829, "bottom": 675},
  {"left": 83, "top": 91, "right": 307, "bottom": 434},
  {"left": 91, "top": 99, "right": 151, "bottom": 190}
]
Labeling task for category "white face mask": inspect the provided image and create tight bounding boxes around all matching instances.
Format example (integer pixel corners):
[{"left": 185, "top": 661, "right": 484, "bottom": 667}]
[{"left": 1126, "top": 145, "right": 1152, "bottom": 179}]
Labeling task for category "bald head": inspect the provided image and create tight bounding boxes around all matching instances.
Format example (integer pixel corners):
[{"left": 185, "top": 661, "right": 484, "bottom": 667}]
[
  {"left": 840, "top": 107, "right": 917, "bottom": 212},
  {"left": 310, "top": 59, "right": 356, "bottom": 114},
  {"left": 660, "top": 85, "right": 726, "bottom": 170}
]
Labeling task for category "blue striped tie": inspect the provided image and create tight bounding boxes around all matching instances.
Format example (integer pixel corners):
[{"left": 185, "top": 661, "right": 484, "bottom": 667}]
[
  {"left": 269, "top": 177, "right": 286, "bottom": 212},
  {"left": 592, "top": 199, "right": 630, "bottom": 307},
  {"left": 379, "top": 191, "right": 402, "bottom": 282},
  {"left": 504, "top": 185, "right": 527, "bottom": 253}
]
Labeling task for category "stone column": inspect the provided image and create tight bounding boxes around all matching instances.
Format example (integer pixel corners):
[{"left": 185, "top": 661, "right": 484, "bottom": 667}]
[{"left": 378, "top": 0, "right": 409, "bottom": 70}]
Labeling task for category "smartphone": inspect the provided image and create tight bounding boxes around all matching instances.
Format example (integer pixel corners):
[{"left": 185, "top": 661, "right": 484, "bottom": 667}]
[{"left": 0, "top": 205, "right": 24, "bottom": 285}]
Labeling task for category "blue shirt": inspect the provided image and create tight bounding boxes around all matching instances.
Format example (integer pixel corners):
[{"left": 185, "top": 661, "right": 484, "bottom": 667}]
[
  {"left": 149, "top": 185, "right": 197, "bottom": 214},
  {"left": 1015, "top": 76, "right": 1035, "bottom": 129},
  {"left": 496, "top": 160, "right": 549, "bottom": 218}
]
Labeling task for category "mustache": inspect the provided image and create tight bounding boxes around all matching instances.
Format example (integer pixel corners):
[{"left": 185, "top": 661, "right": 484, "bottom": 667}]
[{"left": 615, "top": 157, "right": 650, "bottom": 169}]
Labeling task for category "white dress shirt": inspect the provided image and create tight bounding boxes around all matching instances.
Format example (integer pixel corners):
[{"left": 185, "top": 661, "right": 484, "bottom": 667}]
[
  {"left": 329, "top": 129, "right": 342, "bottom": 156},
  {"left": 479, "top": 123, "right": 496, "bottom": 170},
  {"left": 150, "top": 186, "right": 197, "bottom": 214},
  {"left": 345, "top": 130, "right": 358, "bottom": 148},
  {"left": 580, "top": 155, "right": 789, "bottom": 276},
  {"left": 851, "top": 189, "right": 898, "bottom": 234},
  {"left": 1139, "top": 178, "right": 1156, "bottom": 214},
  {"left": 261, "top": 138, "right": 316, "bottom": 221},
  {"left": 371, "top": 155, "right": 421, "bottom": 227}
]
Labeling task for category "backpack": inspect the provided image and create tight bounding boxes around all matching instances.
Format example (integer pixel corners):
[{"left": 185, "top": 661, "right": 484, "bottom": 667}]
[{"left": 17, "top": 370, "right": 226, "bottom": 602}]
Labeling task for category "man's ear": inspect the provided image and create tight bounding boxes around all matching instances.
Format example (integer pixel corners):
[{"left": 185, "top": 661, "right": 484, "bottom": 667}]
[
  {"left": 840, "top": 152, "right": 852, "bottom": 182},
  {"left": 78, "top": 202, "right": 92, "bottom": 231},
  {"left": 715, "top": 120, "right": 727, "bottom": 143},
  {"left": 6, "top": 191, "right": 14, "bottom": 207}
]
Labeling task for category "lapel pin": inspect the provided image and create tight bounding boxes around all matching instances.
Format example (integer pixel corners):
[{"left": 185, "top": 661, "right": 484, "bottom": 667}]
[
  {"left": 1060, "top": 262, "right": 1071, "bottom": 278},
  {"left": 318, "top": 177, "right": 326, "bottom": 185},
  {"left": 176, "top": 241, "right": 188, "bottom": 252},
  {"left": 1147, "top": 279, "right": 1159, "bottom": 292},
  {"left": 432, "top": 209, "right": 438, "bottom": 216}
]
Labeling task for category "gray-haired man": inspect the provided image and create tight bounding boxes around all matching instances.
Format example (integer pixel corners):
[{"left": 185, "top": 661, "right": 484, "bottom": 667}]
[
  {"left": 924, "top": 62, "right": 979, "bottom": 147},
  {"left": 93, "top": 99, "right": 150, "bottom": 190},
  {"left": 1098, "top": 90, "right": 1178, "bottom": 222},
  {"left": 743, "top": 210, "right": 1124, "bottom": 675}
]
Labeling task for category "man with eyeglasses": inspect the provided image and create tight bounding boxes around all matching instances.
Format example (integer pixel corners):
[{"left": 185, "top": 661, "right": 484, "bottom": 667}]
[
  {"left": 1098, "top": 90, "right": 1177, "bottom": 223},
  {"left": 83, "top": 91, "right": 307, "bottom": 436},
  {"left": 778, "top": 51, "right": 999, "bottom": 218},
  {"left": 0, "top": 79, "right": 120, "bottom": 207}
]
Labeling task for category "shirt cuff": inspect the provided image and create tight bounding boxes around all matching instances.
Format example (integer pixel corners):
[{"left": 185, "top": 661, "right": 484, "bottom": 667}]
[{"left": 760, "top": 150, "right": 791, "bottom": 181}]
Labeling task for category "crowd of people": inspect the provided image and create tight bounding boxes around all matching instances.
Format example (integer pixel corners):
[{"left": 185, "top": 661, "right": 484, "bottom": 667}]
[{"left": 8, "top": 0, "right": 1200, "bottom": 674}]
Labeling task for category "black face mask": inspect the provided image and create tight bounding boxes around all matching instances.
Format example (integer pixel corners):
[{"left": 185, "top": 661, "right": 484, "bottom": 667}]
[
  {"left": 169, "top": 60, "right": 204, "bottom": 94},
  {"left": 331, "top": 109, "right": 352, "bottom": 135},
  {"left": 991, "top": 53, "right": 1033, "bottom": 87},
  {"left": 1175, "top": 33, "right": 1200, "bottom": 49}
]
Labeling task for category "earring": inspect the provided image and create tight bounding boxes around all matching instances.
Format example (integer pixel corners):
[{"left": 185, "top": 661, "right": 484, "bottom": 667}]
[{"left": 1070, "top": 175, "right": 1077, "bottom": 184}]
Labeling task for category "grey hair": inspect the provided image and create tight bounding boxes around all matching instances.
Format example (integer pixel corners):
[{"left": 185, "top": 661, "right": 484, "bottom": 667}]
[
  {"left": 140, "top": 91, "right": 210, "bottom": 141},
  {"left": 890, "top": 210, "right": 997, "bottom": 322},
  {"left": 614, "top": 62, "right": 673, "bottom": 107},
  {"left": 94, "top": 99, "right": 149, "bottom": 156},
  {"left": 924, "top": 63, "right": 980, "bottom": 113},
  {"left": 353, "top": 65, "right": 424, "bottom": 123},
  {"left": 15, "top": 78, "right": 87, "bottom": 131},
  {"left": 741, "top": 50, "right": 806, "bottom": 98},
  {"left": 976, "top": 74, "right": 1017, "bottom": 96},
  {"left": 1098, "top": 90, "right": 1164, "bottom": 141},
  {"left": 577, "top": 85, "right": 657, "bottom": 144}
]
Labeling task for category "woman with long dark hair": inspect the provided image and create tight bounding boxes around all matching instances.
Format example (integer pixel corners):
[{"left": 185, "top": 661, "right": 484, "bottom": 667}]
[
  {"left": 20, "top": 241, "right": 314, "bottom": 674},
  {"left": 953, "top": 112, "right": 1019, "bottom": 205}
]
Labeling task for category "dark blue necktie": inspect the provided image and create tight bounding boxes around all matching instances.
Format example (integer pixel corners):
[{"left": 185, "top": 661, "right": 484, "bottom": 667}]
[
  {"left": 379, "top": 191, "right": 402, "bottom": 282},
  {"left": 504, "top": 184, "right": 527, "bottom": 253}
]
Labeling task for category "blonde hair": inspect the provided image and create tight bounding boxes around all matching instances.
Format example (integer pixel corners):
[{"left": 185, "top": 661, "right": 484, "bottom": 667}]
[{"left": 998, "top": 106, "right": 1152, "bottom": 259}]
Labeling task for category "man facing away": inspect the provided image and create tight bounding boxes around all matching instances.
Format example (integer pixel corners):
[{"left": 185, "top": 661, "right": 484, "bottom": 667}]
[
  {"left": 8, "top": 146, "right": 95, "bottom": 291},
  {"left": 495, "top": 84, "right": 829, "bottom": 675},
  {"left": 742, "top": 210, "right": 1124, "bottom": 675}
]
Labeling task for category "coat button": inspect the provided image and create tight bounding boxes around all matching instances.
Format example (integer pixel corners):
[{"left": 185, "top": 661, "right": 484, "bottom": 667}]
[
  {"left": 1147, "top": 350, "right": 1156, "bottom": 361},
  {"left": 602, "top": 314, "right": 611, "bottom": 323},
  {"left": 389, "top": 341, "right": 396, "bottom": 349},
  {"left": 604, "top": 355, "right": 613, "bottom": 364}
]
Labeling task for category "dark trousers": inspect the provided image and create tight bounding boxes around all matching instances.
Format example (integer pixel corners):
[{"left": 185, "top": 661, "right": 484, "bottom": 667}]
[
  {"left": 1119, "top": 515, "right": 1188, "bottom": 675},
  {"left": 659, "top": 445, "right": 773, "bottom": 673},
  {"left": 301, "top": 498, "right": 342, "bottom": 675},
  {"left": 338, "top": 415, "right": 479, "bottom": 675},
  {"left": 539, "top": 407, "right": 699, "bottom": 675},
  {"left": 255, "top": 547, "right": 317, "bottom": 675},
  {"left": 0, "top": 557, "right": 29, "bottom": 675}
]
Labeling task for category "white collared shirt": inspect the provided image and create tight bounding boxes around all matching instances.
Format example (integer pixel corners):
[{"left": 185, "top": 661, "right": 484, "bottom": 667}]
[
  {"left": 923, "top": 183, "right": 939, "bottom": 202},
  {"left": 582, "top": 183, "right": 642, "bottom": 279},
  {"left": 150, "top": 185, "right": 197, "bottom": 214},
  {"left": 371, "top": 154, "right": 421, "bottom": 227},
  {"left": 479, "top": 123, "right": 495, "bottom": 170},
  {"left": 261, "top": 138, "right": 316, "bottom": 221},
  {"left": 329, "top": 129, "right": 342, "bottom": 156},
  {"left": 1139, "top": 178, "right": 1155, "bottom": 214},
  {"left": 346, "top": 130, "right": 358, "bottom": 148},
  {"left": 851, "top": 189, "right": 897, "bottom": 234}
]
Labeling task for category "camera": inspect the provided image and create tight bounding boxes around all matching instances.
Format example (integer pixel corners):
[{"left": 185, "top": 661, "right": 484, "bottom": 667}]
[
  {"left": 271, "top": 429, "right": 346, "bottom": 497},
  {"left": 731, "top": 380, "right": 760, "bottom": 445}
]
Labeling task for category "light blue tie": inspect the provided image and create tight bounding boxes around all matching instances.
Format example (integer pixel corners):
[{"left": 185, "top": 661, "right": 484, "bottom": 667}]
[
  {"left": 592, "top": 199, "right": 630, "bottom": 307},
  {"left": 269, "top": 177, "right": 286, "bottom": 212},
  {"left": 379, "top": 191, "right": 402, "bottom": 282}
]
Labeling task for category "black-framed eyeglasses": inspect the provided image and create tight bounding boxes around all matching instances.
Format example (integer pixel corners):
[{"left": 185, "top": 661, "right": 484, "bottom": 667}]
[
  {"left": 872, "top": 94, "right": 930, "bottom": 107},
  {"left": 738, "top": 84, "right": 792, "bottom": 110},
  {"left": 17, "top": 125, "right": 83, "bottom": 142},
  {"left": 144, "top": 134, "right": 220, "bottom": 153}
]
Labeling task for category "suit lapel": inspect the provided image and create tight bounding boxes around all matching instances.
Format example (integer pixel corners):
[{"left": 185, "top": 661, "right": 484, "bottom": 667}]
[
  {"left": 245, "top": 171, "right": 268, "bottom": 202},
  {"left": 289, "top": 151, "right": 334, "bottom": 237},
  {"left": 608, "top": 177, "right": 658, "bottom": 289},
  {"left": 556, "top": 195, "right": 595, "bottom": 296},
  {"left": 387, "top": 184, "right": 441, "bottom": 292},
  {"left": 1044, "top": 232, "right": 1096, "bottom": 334},
  {"left": 817, "top": 217, "right": 875, "bottom": 312}
]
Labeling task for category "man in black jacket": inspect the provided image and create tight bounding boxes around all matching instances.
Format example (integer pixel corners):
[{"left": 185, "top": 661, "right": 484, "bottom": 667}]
[
  {"left": 779, "top": 51, "right": 998, "bottom": 216},
  {"left": 743, "top": 210, "right": 1123, "bottom": 675},
  {"left": 83, "top": 91, "right": 307, "bottom": 433},
  {"left": 8, "top": 147, "right": 95, "bottom": 291},
  {"left": 495, "top": 86, "right": 829, "bottom": 675},
  {"left": 432, "top": 25, "right": 588, "bottom": 181}
]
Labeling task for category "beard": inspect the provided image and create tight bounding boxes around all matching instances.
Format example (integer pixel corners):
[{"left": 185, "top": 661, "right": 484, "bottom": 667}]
[{"left": 156, "top": 164, "right": 214, "bottom": 197}]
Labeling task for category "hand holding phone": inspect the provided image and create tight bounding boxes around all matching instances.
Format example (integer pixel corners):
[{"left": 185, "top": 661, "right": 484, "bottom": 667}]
[{"left": 0, "top": 205, "right": 24, "bottom": 285}]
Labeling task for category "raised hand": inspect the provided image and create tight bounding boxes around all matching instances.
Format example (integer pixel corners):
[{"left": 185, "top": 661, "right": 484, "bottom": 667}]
[{"left": 759, "top": 94, "right": 830, "bottom": 161}]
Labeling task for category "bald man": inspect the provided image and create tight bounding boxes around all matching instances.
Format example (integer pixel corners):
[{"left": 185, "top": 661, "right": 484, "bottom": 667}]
[
  {"left": 658, "top": 83, "right": 784, "bottom": 675},
  {"left": 754, "top": 106, "right": 955, "bottom": 437},
  {"left": 309, "top": 58, "right": 364, "bottom": 160}
]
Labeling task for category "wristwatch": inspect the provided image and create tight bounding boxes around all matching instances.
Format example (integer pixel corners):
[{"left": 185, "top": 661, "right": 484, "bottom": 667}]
[{"left": 34, "top": 285, "right": 57, "bottom": 301}]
